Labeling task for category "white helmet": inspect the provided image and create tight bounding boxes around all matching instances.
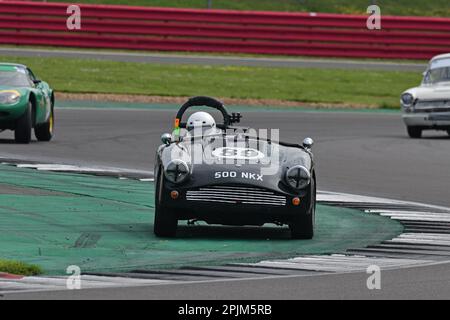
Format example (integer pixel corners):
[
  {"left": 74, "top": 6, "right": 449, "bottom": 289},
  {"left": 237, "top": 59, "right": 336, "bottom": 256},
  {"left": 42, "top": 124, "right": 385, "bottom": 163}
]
[{"left": 186, "top": 111, "right": 216, "bottom": 130}]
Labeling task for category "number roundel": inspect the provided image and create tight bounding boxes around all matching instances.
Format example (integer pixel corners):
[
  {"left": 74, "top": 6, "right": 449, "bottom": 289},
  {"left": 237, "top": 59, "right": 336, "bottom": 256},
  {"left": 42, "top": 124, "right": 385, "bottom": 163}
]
[{"left": 212, "top": 147, "right": 264, "bottom": 160}]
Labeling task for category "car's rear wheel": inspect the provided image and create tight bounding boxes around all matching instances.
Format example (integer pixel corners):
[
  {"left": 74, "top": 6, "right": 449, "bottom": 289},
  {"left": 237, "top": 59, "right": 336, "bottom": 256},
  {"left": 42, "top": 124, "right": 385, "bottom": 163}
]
[
  {"left": 14, "top": 101, "right": 32, "bottom": 144},
  {"left": 289, "top": 178, "right": 315, "bottom": 240},
  {"left": 154, "top": 166, "right": 178, "bottom": 237},
  {"left": 35, "top": 106, "right": 54, "bottom": 142},
  {"left": 407, "top": 126, "right": 422, "bottom": 139}
]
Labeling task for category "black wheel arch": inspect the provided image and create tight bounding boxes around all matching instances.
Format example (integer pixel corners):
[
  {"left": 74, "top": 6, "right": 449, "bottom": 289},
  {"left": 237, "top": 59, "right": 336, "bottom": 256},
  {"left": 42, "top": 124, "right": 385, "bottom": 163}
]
[
  {"left": 50, "top": 91, "right": 55, "bottom": 108},
  {"left": 28, "top": 92, "right": 37, "bottom": 127},
  {"left": 308, "top": 170, "right": 317, "bottom": 211}
]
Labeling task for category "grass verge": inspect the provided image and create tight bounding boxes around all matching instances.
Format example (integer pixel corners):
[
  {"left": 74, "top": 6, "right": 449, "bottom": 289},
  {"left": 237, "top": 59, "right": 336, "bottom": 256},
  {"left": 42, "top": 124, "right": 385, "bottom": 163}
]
[
  {"left": 1, "top": 55, "right": 421, "bottom": 108},
  {"left": 0, "top": 259, "right": 42, "bottom": 276}
]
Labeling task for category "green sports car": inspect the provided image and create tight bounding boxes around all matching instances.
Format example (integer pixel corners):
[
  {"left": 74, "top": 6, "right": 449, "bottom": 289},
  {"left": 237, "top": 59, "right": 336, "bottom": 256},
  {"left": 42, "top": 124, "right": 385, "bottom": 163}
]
[{"left": 0, "top": 63, "right": 54, "bottom": 143}]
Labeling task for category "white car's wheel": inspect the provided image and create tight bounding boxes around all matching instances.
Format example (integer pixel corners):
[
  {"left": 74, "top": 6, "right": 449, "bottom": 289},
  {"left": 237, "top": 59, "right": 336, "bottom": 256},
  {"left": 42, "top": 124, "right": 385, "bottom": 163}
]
[{"left": 407, "top": 126, "right": 422, "bottom": 139}]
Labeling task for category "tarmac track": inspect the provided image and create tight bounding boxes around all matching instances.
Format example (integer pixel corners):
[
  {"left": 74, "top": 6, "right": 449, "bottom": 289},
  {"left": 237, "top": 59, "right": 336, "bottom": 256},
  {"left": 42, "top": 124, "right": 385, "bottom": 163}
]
[
  {"left": 1, "top": 107, "right": 449, "bottom": 207},
  {"left": 0, "top": 47, "right": 427, "bottom": 72}
]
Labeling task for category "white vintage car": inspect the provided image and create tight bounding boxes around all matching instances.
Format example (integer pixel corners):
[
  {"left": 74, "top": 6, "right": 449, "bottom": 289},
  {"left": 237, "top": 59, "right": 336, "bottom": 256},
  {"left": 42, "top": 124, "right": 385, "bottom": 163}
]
[{"left": 401, "top": 53, "right": 450, "bottom": 138}]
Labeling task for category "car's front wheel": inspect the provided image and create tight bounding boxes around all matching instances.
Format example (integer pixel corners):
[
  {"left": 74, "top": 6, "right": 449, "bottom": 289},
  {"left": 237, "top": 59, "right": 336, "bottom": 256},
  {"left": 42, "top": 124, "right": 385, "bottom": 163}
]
[
  {"left": 407, "top": 126, "right": 422, "bottom": 139},
  {"left": 14, "top": 101, "right": 32, "bottom": 144},
  {"left": 289, "top": 178, "right": 315, "bottom": 240},
  {"left": 35, "top": 106, "right": 54, "bottom": 142},
  {"left": 153, "top": 166, "right": 178, "bottom": 237}
]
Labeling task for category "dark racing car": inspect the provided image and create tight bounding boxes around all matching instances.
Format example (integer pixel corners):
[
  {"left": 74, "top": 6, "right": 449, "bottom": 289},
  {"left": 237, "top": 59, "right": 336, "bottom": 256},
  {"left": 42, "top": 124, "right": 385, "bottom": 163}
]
[{"left": 154, "top": 97, "right": 316, "bottom": 239}]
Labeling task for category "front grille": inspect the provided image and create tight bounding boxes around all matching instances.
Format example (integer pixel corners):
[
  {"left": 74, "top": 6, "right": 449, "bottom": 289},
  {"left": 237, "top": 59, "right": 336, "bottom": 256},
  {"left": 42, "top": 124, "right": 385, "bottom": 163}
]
[
  {"left": 415, "top": 100, "right": 450, "bottom": 113},
  {"left": 429, "top": 114, "right": 450, "bottom": 121},
  {"left": 186, "top": 185, "right": 286, "bottom": 206},
  {"left": 414, "top": 107, "right": 450, "bottom": 113}
]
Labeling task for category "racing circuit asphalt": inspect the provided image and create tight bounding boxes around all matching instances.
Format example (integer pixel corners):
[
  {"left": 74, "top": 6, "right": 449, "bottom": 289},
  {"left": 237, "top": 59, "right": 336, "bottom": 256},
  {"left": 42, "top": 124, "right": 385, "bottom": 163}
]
[
  {"left": 0, "top": 47, "right": 427, "bottom": 72},
  {"left": 1, "top": 107, "right": 449, "bottom": 207},
  {"left": 1, "top": 106, "right": 449, "bottom": 299}
]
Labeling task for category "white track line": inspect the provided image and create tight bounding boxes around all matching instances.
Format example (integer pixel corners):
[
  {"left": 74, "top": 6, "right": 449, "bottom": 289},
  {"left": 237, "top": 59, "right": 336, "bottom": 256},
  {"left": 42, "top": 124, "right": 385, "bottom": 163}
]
[
  {"left": 238, "top": 255, "right": 432, "bottom": 273},
  {"left": 0, "top": 275, "right": 173, "bottom": 293},
  {"left": 16, "top": 164, "right": 120, "bottom": 172},
  {"left": 7, "top": 162, "right": 154, "bottom": 178}
]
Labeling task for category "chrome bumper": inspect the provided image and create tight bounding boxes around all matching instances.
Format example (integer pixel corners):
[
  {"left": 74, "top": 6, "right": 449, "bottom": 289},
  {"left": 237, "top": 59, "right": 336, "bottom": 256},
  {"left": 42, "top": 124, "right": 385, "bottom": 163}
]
[{"left": 402, "top": 112, "right": 450, "bottom": 127}]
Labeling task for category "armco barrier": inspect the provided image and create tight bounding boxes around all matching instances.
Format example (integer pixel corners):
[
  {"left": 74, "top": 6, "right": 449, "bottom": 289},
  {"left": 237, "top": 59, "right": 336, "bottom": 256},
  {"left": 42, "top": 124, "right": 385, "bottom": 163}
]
[{"left": 0, "top": 1, "right": 449, "bottom": 59}]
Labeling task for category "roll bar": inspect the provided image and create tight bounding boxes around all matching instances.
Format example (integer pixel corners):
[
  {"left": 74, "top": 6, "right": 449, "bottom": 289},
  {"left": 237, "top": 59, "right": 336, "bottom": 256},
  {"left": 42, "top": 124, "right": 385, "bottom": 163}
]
[{"left": 174, "top": 96, "right": 242, "bottom": 130}]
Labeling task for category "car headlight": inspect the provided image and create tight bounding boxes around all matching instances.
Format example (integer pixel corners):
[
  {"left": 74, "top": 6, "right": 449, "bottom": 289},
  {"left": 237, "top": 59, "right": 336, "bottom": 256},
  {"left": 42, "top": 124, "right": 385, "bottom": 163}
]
[
  {"left": 0, "top": 90, "right": 21, "bottom": 105},
  {"left": 401, "top": 93, "right": 414, "bottom": 107},
  {"left": 164, "top": 160, "right": 190, "bottom": 184},
  {"left": 285, "top": 165, "right": 311, "bottom": 190}
]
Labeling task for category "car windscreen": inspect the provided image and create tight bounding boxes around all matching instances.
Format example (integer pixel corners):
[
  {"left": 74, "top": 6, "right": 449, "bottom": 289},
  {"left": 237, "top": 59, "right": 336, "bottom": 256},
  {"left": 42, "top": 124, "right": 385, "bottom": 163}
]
[
  {"left": 0, "top": 67, "right": 31, "bottom": 87},
  {"left": 423, "top": 67, "right": 450, "bottom": 84}
]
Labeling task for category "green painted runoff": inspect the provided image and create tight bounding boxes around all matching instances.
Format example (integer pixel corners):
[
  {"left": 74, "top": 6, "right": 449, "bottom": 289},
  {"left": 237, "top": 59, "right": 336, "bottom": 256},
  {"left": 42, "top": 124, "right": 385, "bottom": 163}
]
[{"left": 0, "top": 165, "right": 403, "bottom": 275}]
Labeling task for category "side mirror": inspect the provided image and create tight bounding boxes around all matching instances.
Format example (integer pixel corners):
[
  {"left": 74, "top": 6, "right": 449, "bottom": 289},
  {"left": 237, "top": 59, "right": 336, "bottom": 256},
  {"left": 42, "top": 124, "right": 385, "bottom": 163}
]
[
  {"left": 303, "top": 137, "right": 314, "bottom": 150},
  {"left": 161, "top": 133, "right": 172, "bottom": 145},
  {"left": 33, "top": 79, "right": 42, "bottom": 85}
]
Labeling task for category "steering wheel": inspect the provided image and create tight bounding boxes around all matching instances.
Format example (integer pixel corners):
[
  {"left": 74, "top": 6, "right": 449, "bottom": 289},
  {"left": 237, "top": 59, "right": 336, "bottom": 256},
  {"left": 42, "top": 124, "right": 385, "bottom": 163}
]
[{"left": 174, "top": 96, "right": 241, "bottom": 130}]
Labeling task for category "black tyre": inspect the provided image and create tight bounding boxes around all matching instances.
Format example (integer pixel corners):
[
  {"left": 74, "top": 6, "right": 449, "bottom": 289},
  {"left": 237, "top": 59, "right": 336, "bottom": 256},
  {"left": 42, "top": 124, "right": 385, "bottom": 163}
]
[
  {"left": 14, "top": 101, "right": 32, "bottom": 144},
  {"left": 407, "top": 126, "right": 422, "bottom": 139},
  {"left": 35, "top": 106, "right": 54, "bottom": 142},
  {"left": 153, "top": 166, "right": 178, "bottom": 237},
  {"left": 289, "top": 178, "right": 316, "bottom": 240}
]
